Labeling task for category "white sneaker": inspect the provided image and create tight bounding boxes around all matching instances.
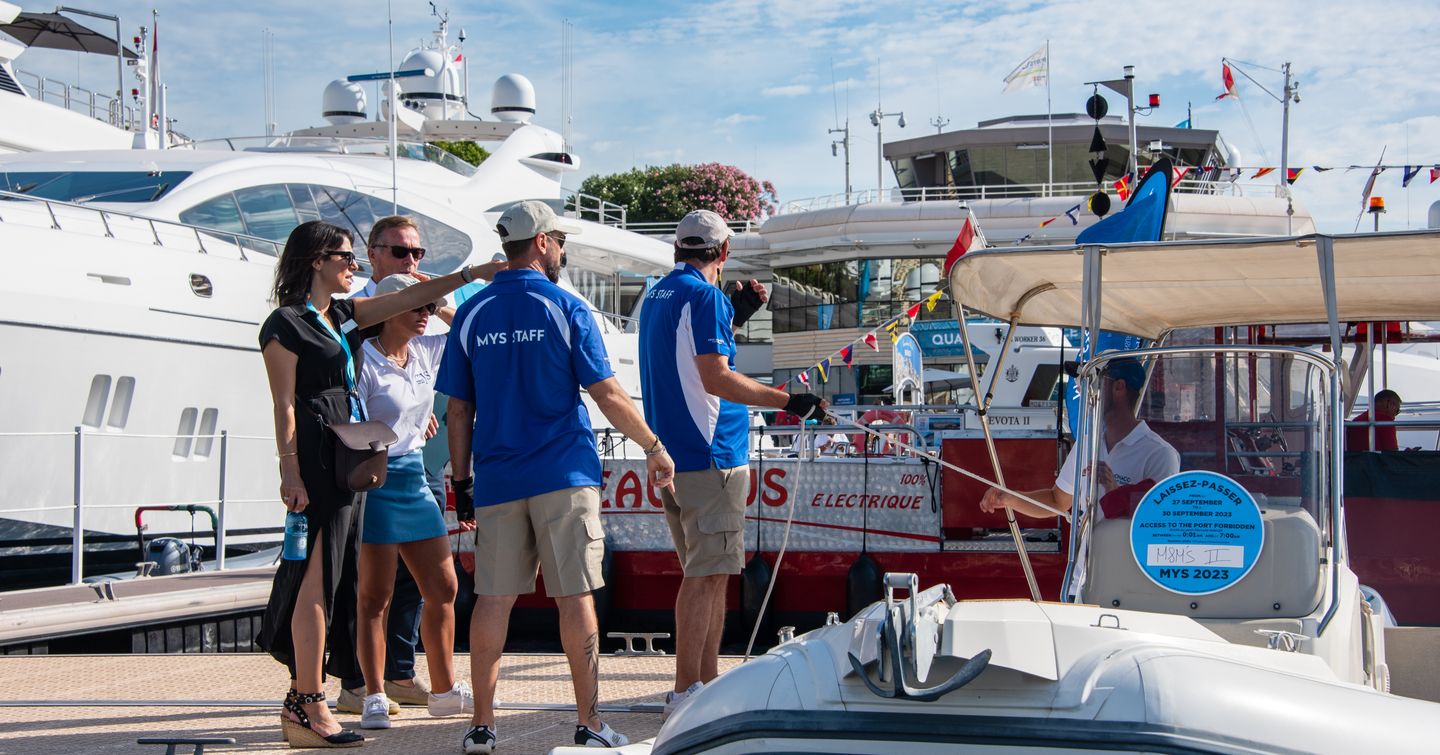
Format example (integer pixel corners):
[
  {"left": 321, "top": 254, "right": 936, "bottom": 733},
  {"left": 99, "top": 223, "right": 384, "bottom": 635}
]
[
  {"left": 462, "top": 723, "right": 496, "bottom": 754},
  {"left": 663, "top": 681, "right": 703, "bottom": 720},
  {"left": 574, "top": 721, "right": 628, "bottom": 747},
  {"left": 360, "top": 692, "right": 392, "bottom": 729},
  {"left": 428, "top": 680, "right": 474, "bottom": 717}
]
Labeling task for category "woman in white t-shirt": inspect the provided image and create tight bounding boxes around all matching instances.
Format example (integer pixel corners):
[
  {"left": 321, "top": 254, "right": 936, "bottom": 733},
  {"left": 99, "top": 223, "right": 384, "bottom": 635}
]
[{"left": 353, "top": 274, "right": 471, "bottom": 726}]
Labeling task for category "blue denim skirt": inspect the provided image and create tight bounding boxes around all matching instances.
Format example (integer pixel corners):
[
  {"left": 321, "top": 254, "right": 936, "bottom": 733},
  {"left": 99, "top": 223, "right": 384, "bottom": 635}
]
[{"left": 361, "top": 451, "right": 447, "bottom": 544}]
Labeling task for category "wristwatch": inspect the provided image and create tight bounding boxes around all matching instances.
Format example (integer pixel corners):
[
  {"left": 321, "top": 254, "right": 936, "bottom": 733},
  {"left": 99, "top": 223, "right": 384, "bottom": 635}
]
[{"left": 459, "top": 265, "right": 475, "bottom": 284}]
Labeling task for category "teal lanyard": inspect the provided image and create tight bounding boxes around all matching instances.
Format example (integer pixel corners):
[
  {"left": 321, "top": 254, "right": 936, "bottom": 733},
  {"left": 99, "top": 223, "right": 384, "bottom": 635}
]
[{"left": 306, "top": 301, "right": 364, "bottom": 421}]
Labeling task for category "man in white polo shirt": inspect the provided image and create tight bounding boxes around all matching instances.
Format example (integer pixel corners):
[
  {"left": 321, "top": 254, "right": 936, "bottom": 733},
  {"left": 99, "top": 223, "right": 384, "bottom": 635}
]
[
  {"left": 979, "top": 357, "right": 1179, "bottom": 594},
  {"left": 639, "top": 209, "right": 826, "bottom": 718}
]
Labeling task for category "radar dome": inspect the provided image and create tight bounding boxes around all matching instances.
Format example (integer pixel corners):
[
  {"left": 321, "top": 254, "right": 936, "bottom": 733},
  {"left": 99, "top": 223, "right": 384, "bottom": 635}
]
[
  {"left": 491, "top": 74, "right": 535, "bottom": 123},
  {"left": 322, "top": 80, "right": 367, "bottom": 125},
  {"left": 397, "top": 48, "right": 463, "bottom": 120}
]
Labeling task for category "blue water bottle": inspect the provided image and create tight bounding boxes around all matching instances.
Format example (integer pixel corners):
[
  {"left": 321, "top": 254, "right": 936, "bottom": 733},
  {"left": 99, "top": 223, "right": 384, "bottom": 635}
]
[{"left": 282, "top": 512, "right": 308, "bottom": 561}]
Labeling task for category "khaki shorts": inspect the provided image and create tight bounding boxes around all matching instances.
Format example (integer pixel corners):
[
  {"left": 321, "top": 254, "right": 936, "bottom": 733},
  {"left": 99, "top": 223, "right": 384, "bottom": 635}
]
[
  {"left": 473, "top": 486, "right": 605, "bottom": 598},
  {"left": 661, "top": 465, "right": 748, "bottom": 577}
]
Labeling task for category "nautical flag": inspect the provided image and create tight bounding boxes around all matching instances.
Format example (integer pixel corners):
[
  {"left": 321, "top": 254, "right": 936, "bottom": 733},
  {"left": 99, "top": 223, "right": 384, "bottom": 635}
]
[
  {"left": 1040, "top": 216, "right": 1058, "bottom": 227},
  {"left": 777, "top": 381, "right": 788, "bottom": 392},
  {"left": 863, "top": 332, "right": 879, "bottom": 351},
  {"left": 1228, "top": 168, "right": 1242, "bottom": 182},
  {"left": 1286, "top": 168, "right": 1304, "bottom": 185},
  {"left": 840, "top": 345, "right": 854, "bottom": 367},
  {"left": 1215, "top": 62, "right": 1237, "bottom": 100},
  {"left": 1313, "top": 166, "right": 1333, "bottom": 172},
  {"left": 1361, "top": 161, "right": 1386, "bottom": 208},
  {"left": 1174, "top": 117, "right": 1191, "bottom": 129},
  {"left": 797, "top": 371, "right": 810, "bottom": 387},
  {"left": 924, "top": 290, "right": 945, "bottom": 313},
  {"left": 883, "top": 319, "right": 901, "bottom": 343},
  {"left": 942, "top": 216, "right": 982, "bottom": 275},
  {"left": 1014, "top": 233, "right": 1033, "bottom": 244},
  {"left": 1002, "top": 45, "right": 1048, "bottom": 93},
  {"left": 816, "top": 359, "right": 830, "bottom": 383},
  {"left": 1431, "top": 166, "right": 1440, "bottom": 184},
  {"left": 1064, "top": 203, "right": 1082, "bottom": 225},
  {"left": 1403, "top": 165, "right": 1423, "bottom": 187},
  {"left": 1252, "top": 167, "right": 1276, "bottom": 179},
  {"left": 1114, "top": 174, "right": 1131, "bottom": 202},
  {"left": 1173, "top": 166, "right": 1192, "bottom": 184},
  {"left": 905, "top": 302, "right": 922, "bottom": 319}
]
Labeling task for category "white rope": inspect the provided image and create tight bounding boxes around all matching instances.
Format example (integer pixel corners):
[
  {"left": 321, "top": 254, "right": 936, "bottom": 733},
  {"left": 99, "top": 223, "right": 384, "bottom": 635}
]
[{"left": 743, "top": 425, "right": 803, "bottom": 661}]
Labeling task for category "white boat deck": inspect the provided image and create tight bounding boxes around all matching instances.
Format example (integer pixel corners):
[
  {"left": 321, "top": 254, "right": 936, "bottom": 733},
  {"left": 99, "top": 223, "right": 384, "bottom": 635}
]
[{"left": 0, "top": 652, "right": 727, "bottom": 754}]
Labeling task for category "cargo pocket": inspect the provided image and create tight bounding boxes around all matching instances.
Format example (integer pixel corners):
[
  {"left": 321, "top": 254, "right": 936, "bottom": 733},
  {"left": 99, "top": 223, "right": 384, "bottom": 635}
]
[
  {"left": 577, "top": 515, "right": 606, "bottom": 591},
  {"left": 699, "top": 512, "right": 745, "bottom": 554}
]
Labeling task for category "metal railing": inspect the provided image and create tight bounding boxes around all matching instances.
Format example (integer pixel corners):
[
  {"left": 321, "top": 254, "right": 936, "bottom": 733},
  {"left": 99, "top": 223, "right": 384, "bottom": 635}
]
[
  {"left": 0, "top": 428, "right": 282, "bottom": 585},
  {"left": 615, "top": 218, "right": 759, "bottom": 237},
  {"left": 778, "top": 179, "right": 1285, "bottom": 215},
  {"left": 0, "top": 189, "right": 283, "bottom": 259},
  {"left": 14, "top": 68, "right": 135, "bottom": 129},
  {"left": 565, "top": 191, "right": 628, "bottom": 227},
  {"left": 184, "top": 135, "right": 479, "bottom": 177}
]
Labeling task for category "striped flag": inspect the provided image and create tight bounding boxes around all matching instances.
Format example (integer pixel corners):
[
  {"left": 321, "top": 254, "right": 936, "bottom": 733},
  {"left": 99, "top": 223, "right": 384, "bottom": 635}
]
[
  {"left": 883, "top": 319, "right": 901, "bottom": 343},
  {"left": 1252, "top": 167, "right": 1276, "bottom": 179},
  {"left": 797, "top": 371, "right": 810, "bottom": 387},
  {"left": 1402, "top": 165, "right": 1422, "bottom": 187}
]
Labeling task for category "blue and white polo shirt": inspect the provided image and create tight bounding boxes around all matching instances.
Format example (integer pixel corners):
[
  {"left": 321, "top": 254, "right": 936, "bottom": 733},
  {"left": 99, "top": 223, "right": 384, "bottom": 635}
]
[
  {"left": 638, "top": 263, "right": 750, "bottom": 473},
  {"left": 436, "top": 269, "right": 613, "bottom": 506}
]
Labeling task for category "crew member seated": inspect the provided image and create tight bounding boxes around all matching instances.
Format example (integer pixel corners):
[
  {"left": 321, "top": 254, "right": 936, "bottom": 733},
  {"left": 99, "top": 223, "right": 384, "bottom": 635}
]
[
  {"left": 979, "top": 357, "right": 1179, "bottom": 521},
  {"left": 1345, "top": 389, "right": 1402, "bottom": 452}
]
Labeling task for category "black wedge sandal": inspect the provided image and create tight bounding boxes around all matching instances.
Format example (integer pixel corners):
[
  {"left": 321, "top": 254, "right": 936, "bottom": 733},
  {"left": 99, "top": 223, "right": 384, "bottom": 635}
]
[{"left": 281, "top": 690, "right": 364, "bottom": 748}]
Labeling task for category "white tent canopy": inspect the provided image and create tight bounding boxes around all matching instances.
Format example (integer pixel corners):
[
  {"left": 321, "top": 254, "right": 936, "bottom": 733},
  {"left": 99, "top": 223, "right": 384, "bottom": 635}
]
[{"left": 947, "top": 230, "right": 1440, "bottom": 341}]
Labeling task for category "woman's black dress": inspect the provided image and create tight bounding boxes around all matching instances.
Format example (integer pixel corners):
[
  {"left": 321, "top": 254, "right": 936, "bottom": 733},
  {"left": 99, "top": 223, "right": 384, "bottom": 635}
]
[{"left": 257, "top": 298, "right": 364, "bottom": 681}]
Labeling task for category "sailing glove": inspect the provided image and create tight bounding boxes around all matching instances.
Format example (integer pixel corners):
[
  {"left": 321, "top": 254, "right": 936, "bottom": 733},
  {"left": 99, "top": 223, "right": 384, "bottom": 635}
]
[
  {"left": 453, "top": 477, "right": 475, "bottom": 522},
  {"left": 728, "top": 280, "right": 767, "bottom": 329},
  {"left": 784, "top": 393, "right": 825, "bottom": 422}
]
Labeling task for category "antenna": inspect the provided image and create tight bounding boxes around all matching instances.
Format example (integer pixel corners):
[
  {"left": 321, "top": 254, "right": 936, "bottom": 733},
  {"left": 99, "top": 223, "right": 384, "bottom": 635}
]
[
  {"left": 388, "top": 0, "right": 398, "bottom": 214},
  {"left": 561, "top": 19, "right": 573, "bottom": 152},
  {"left": 830, "top": 57, "right": 840, "bottom": 130}
]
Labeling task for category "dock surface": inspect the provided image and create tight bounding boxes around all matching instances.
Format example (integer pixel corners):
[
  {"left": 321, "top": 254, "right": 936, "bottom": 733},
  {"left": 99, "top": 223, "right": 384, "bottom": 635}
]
[{"left": 0, "top": 652, "right": 732, "bottom": 754}]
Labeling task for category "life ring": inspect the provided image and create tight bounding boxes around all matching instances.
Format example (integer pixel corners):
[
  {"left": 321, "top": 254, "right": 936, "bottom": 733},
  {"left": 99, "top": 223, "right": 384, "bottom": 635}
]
[{"left": 854, "top": 409, "right": 907, "bottom": 455}]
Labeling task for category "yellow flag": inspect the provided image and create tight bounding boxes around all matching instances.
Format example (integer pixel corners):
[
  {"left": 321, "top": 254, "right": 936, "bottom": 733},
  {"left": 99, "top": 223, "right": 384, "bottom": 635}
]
[{"left": 924, "top": 290, "right": 944, "bottom": 313}]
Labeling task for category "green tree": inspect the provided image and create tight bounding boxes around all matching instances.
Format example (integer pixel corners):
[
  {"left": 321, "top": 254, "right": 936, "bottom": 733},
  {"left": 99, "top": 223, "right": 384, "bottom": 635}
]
[
  {"left": 433, "top": 140, "right": 490, "bottom": 167},
  {"left": 578, "top": 163, "right": 777, "bottom": 225}
]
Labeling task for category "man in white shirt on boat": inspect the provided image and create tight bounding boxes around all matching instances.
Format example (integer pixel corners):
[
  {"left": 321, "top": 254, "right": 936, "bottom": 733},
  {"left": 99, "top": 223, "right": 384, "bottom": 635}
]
[{"left": 979, "top": 357, "right": 1179, "bottom": 594}]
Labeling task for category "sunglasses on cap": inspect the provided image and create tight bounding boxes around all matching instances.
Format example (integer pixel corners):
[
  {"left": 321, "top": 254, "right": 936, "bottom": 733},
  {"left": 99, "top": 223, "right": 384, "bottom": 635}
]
[{"left": 374, "top": 244, "right": 426, "bottom": 261}]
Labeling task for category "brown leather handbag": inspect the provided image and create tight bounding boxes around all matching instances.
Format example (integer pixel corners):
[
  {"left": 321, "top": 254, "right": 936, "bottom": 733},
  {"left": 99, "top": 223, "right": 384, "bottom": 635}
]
[{"left": 329, "top": 420, "right": 398, "bottom": 492}]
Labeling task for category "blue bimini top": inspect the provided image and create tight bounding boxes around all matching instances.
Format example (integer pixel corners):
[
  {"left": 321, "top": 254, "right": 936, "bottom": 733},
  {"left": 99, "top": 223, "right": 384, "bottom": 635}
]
[
  {"left": 638, "top": 263, "right": 750, "bottom": 473},
  {"left": 436, "top": 269, "right": 613, "bottom": 506}
]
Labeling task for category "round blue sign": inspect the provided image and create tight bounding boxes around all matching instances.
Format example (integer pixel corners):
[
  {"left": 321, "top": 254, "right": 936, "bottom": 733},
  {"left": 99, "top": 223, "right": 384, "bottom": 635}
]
[{"left": 1129, "top": 471, "right": 1265, "bottom": 595}]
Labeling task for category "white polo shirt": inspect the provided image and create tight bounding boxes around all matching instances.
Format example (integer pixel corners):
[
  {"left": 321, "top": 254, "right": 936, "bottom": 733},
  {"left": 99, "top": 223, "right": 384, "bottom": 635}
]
[{"left": 357, "top": 334, "right": 447, "bottom": 457}]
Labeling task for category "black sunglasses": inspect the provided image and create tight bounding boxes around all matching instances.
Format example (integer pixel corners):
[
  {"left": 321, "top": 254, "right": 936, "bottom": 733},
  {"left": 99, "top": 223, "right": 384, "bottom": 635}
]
[
  {"left": 413, "top": 303, "right": 439, "bottom": 315},
  {"left": 325, "top": 250, "right": 357, "bottom": 264},
  {"left": 375, "top": 244, "right": 426, "bottom": 260},
  {"left": 546, "top": 232, "right": 567, "bottom": 248}
]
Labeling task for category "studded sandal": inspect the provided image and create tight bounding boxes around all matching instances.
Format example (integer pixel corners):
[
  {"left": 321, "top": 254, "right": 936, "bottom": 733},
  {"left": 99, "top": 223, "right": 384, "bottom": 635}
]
[{"left": 281, "top": 690, "right": 364, "bottom": 748}]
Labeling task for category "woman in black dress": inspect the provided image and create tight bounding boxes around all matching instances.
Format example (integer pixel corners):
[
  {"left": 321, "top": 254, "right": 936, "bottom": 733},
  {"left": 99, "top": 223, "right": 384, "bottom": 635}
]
[{"left": 259, "top": 220, "right": 490, "bottom": 747}]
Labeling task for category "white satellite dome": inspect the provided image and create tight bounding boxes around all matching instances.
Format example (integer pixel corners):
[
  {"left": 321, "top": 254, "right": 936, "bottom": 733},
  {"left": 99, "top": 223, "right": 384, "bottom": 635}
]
[
  {"left": 491, "top": 74, "right": 535, "bottom": 123},
  {"left": 397, "top": 48, "right": 463, "bottom": 120},
  {"left": 321, "top": 79, "right": 367, "bottom": 125}
]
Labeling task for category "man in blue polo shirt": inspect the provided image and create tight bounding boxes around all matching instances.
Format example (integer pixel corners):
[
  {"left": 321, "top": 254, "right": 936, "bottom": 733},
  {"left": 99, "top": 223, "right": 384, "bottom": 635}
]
[
  {"left": 438, "top": 200, "right": 675, "bottom": 754},
  {"left": 639, "top": 209, "right": 825, "bottom": 718}
]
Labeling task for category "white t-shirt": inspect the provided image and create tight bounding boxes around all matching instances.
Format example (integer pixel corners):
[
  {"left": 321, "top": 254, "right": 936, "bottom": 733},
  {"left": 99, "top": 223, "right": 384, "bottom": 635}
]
[{"left": 357, "top": 334, "right": 447, "bottom": 457}]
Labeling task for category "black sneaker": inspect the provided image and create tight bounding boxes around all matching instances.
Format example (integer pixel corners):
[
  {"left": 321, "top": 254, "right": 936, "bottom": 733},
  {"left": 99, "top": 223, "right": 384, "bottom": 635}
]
[
  {"left": 463, "top": 724, "right": 496, "bottom": 754},
  {"left": 574, "top": 722, "right": 629, "bottom": 747}
]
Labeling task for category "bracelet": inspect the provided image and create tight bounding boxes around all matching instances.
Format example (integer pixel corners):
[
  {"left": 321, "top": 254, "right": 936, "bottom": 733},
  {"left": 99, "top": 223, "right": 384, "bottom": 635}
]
[
  {"left": 278, "top": 451, "right": 297, "bottom": 458},
  {"left": 643, "top": 437, "right": 666, "bottom": 456}
]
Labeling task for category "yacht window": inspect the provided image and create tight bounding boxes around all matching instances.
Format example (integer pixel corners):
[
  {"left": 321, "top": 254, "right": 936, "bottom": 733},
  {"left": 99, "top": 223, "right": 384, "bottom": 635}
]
[
  {"left": 0, "top": 171, "right": 193, "bottom": 203},
  {"left": 179, "top": 193, "right": 246, "bottom": 236},
  {"left": 235, "top": 186, "right": 300, "bottom": 241},
  {"left": 288, "top": 184, "right": 321, "bottom": 224}
]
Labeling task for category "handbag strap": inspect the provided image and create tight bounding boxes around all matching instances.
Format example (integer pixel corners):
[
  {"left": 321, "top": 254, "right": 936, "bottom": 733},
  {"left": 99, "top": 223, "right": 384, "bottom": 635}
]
[{"left": 306, "top": 301, "right": 366, "bottom": 421}]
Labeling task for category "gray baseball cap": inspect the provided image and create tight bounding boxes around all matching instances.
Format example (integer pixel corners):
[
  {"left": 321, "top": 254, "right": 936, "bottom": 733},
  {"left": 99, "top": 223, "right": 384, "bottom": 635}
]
[
  {"left": 674, "top": 209, "right": 734, "bottom": 250},
  {"left": 374, "top": 273, "right": 445, "bottom": 311},
  {"left": 496, "top": 200, "right": 583, "bottom": 242}
]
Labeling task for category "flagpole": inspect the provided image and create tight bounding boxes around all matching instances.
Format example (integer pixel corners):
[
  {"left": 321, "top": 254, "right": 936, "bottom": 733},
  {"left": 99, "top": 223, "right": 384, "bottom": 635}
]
[{"left": 1046, "top": 40, "right": 1053, "bottom": 198}]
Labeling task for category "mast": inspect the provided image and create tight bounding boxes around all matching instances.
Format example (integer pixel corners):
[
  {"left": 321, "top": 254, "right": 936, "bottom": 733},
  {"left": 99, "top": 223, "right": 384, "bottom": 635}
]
[
  {"left": 1280, "top": 61, "right": 1294, "bottom": 235},
  {"left": 1046, "top": 40, "right": 1053, "bottom": 196}
]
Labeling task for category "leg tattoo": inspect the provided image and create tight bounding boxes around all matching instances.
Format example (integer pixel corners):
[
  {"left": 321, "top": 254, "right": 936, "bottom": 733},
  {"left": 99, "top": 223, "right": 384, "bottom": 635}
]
[{"left": 583, "top": 631, "right": 600, "bottom": 721}]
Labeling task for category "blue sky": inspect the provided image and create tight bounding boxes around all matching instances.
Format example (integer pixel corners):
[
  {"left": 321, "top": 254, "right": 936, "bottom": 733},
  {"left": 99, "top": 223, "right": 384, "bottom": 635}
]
[{"left": 11, "top": 0, "right": 1440, "bottom": 232}]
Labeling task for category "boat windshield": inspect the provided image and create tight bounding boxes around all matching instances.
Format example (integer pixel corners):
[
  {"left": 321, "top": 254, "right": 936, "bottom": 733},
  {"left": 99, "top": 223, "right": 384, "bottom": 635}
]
[
  {"left": 1074, "top": 347, "right": 1334, "bottom": 619},
  {"left": 0, "top": 171, "right": 193, "bottom": 203}
]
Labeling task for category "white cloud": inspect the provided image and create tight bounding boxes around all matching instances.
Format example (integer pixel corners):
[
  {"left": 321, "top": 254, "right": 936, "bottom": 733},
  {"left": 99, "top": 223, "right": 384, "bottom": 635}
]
[
  {"left": 716, "top": 113, "right": 764, "bottom": 127},
  {"left": 762, "top": 84, "right": 812, "bottom": 97}
]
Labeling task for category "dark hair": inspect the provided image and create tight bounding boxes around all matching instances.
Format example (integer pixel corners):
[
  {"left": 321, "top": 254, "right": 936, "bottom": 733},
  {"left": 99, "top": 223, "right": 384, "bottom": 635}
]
[
  {"left": 674, "top": 243, "right": 724, "bottom": 264},
  {"left": 271, "top": 220, "right": 354, "bottom": 306},
  {"left": 501, "top": 238, "right": 534, "bottom": 259},
  {"left": 1375, "top": 389, "right": 1402, "bottom": 404}
]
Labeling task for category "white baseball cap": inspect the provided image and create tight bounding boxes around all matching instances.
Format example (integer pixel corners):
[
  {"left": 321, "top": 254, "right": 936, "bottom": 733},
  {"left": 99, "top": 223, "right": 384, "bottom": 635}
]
[
  {"left": 496, "top": 200, "right": 583, "bottom": 242},
  {"left": 374, "top": 273, "right": 445, "bottom": 311},
  {"left": 674, "top": 209, "right": 734, "bottom": 250}
]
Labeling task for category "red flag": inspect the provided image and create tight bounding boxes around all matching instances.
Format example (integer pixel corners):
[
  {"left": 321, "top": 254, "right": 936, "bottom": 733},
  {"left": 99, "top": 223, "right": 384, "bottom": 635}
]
[
  {"left": 797, "top": 371, "right": 810, "bottom": 387},
  {"left": 905, "top": 302, "right": 921, "bottom": 319},
  {"left": 863, "top": 332, "right": 879, "bottom": 351},
  {"left": 1431, "top": 166, "right": 1440, "bottom": 184},
  {"left": 1173, "top": 166, "right": 1192, "bottom": 183},
  {"left": 1113, "top": 174, "right": 1131, "bottom": 202},
  {"left": 777, "top": 381, "right": 788, "bottom": 392},
  {"left": 1215, "top": 62, "right": 1236, "bottom": 100},
  {"left": 1286, "top": 168, "right": 1304, "bottom": 185},
  {"left": 942, "top": 217, "right": 976, "bottom": 276},
  {"left": 1040, "top": 216, "right": 1058, "bottom": 227},
  {"left": 840, "top": 345, "right": 854, "bottom": 367},
  {"left": 1252, "top": 167, "right": 1275, "bottom": 179}
]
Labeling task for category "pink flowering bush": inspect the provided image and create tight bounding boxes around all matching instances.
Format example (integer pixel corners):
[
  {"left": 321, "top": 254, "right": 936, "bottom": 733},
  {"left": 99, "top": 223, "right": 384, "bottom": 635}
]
[{"left": 579, "top": 163, "right": 778, "bottom": 225}]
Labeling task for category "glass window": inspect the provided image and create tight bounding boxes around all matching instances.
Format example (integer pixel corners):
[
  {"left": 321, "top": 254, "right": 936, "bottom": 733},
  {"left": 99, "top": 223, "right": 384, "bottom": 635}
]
[
  {"left": 288, "top": 184, "right": 320, "bottom": 224},
  {"left": 0, "top": 171, "right": 192, "bottom": 203},
  {"left": 234, "top": 185, "right": 299, "bottom": 241},
  {"left": 179, "top": 193, "right": 245, "bottom": 236}
]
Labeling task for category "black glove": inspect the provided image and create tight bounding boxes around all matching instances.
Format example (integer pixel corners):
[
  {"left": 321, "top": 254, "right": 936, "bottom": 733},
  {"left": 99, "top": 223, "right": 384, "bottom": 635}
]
[
  {"left": 727, "top": 281, "right": 767, "bottom": 329},
  {"left": 452, "top": 477, "right": 475, "bottom": 522},
  {"left": 784, "top": 393, "right": 825, "bottom": 422}
]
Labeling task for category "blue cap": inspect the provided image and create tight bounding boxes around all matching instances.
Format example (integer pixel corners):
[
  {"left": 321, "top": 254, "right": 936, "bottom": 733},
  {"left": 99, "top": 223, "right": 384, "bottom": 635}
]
[{"left": 1103, "top": 357, "right": 1146, "bottom": 391}]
